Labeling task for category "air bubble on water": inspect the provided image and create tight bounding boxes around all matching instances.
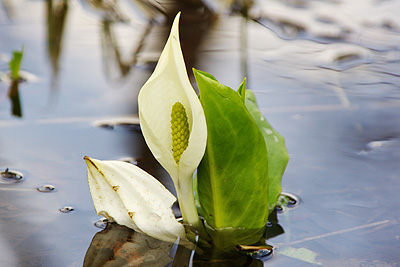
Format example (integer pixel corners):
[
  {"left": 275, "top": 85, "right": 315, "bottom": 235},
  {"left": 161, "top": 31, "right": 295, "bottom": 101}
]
[
  {"left": 276, "top": 192, "right": 300, "bottom": 213},
  {"left": 94, "top": 217, "right": 109, "bottom": 229},
  {"left": 281, "top": 192, "right": 300, "bottom": 207},
  {"left": 59, "top": 206, "right": 74, "bottom": 213},
  {"left": 0, "top": 168, "right": 24, "bottom": 184},
  {"left": 37, "top": 184, "right": 56, "bottom": 192},
  {"left": 236, "top": 244, "right": 274, "bottom": 262},
  {"left": 249, "top": 247, "right": 274, "bottom": 261}
]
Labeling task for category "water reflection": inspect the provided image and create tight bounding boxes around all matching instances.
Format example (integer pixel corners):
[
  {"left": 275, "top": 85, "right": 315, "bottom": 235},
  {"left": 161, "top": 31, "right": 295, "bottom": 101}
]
[
  {"left": 46, "top": 0, "right": 69, "bottom": 90},
  {"left": 84, "top": 222, "right": 269, "bottom": 266},
  {"left": 100, "top": 18, "right": 152, "bottom": 80},
  {"left": 7, "top": 80, "right": 22, "bottom": 117},
  {"left": 83, "top": 192, "right": 291, "bottom": 265},
  {"left": 84, "top": 223, "right": 174, "bottom": 267},
  {"left": 96, "top": 0, "right": 215, "bottom": 81}
]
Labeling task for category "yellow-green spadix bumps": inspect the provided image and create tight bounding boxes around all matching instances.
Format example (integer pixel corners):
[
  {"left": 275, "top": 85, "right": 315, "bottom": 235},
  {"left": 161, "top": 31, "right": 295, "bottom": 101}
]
[{"left": 171, "top": 102, "right": 189, "bottom": 164}]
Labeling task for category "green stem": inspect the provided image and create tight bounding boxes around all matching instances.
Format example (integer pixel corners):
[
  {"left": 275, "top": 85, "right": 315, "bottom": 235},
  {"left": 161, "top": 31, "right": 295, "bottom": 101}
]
[{"left": 176, "top": 177, "right": 210, "bottom": 240}]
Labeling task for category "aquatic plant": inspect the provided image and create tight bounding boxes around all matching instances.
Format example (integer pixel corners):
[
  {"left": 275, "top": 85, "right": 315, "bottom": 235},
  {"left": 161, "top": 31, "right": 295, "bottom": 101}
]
[
  {"left": 8, "top": 46, "right": 24, "bottom": 81},
  {"left": 84, "top": 12, "right": 288, "bottom": 253}
]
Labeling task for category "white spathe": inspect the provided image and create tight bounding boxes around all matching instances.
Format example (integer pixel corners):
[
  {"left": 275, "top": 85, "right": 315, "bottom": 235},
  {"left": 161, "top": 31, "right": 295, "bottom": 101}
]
[
  {"left": 138, "top": 12, "right": 206, "bottom": 185},
  {"left": 84, "top": 156, "right": 187, "bottom": 244},
  {"left": 138, "top": 13, "right": 207, "bottom": 227}
]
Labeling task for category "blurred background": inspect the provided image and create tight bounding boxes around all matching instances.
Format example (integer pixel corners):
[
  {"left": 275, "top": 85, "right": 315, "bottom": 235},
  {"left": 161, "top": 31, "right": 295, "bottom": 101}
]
[{"left": 1, "top": 0, "right": 400, "bottom": 266}]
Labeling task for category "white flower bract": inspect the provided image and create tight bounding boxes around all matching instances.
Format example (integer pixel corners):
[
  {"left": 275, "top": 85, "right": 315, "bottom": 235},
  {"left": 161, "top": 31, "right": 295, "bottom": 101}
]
[
  {"left": 84, "top": 156, "right": 187, "bottom": 244},
  {"left": 138, "top": 12, "right": 207, "bottom": 228}
]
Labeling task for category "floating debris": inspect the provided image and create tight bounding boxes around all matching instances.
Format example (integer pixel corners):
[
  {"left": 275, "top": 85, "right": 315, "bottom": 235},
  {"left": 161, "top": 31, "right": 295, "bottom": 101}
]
[
  {"left": 0, "top": 168, "right": 24, "bottom": 184},
  {"left": 37, "top": 184, "right": 56, "bottom": 192},
  {"left": 59, "top": 206, "right": 74, "bottom": 213}
]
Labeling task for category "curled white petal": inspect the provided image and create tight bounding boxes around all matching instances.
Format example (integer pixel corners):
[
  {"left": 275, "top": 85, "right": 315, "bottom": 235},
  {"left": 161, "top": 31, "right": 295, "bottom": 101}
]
[{"left": 84, "top": 156, "right": 187, "bottom": 244}]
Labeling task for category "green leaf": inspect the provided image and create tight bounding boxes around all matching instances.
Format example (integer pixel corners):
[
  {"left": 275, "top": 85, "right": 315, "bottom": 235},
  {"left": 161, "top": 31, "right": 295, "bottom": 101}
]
[
  {"left": 9, "top": 46, "right": 24, "bottom": 81},
  {"left": 244, "top": 90, "right": 289, "bottom": 214},
  {"left": 194, "top": 69, "right": 269, "bottom": 232}
]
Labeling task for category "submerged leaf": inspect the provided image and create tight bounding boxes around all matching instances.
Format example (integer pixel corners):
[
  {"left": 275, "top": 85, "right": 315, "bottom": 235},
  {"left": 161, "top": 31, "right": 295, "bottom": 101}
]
[
  {"left": 244, "top": 90, "right": 289, "bottom": 214},
  {"left": 194, "top": 69, "right": 269, "bottom": 237}
]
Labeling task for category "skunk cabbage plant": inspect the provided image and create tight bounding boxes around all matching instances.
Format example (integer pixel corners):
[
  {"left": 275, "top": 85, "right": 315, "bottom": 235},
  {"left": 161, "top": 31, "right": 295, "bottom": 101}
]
[{"left": 84, "top": 12, "right": 289, "bottom": 251}]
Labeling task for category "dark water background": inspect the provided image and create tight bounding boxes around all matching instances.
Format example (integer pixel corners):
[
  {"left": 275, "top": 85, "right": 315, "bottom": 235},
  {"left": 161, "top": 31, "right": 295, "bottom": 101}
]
[{"left": 1, "top": 0, "right": 400, "bottom": 266}]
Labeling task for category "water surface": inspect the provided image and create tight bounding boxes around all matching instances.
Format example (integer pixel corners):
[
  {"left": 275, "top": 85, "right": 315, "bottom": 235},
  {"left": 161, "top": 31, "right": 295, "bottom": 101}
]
[{"left": 1, "top": 0, "right": 400, "bottom": 266}]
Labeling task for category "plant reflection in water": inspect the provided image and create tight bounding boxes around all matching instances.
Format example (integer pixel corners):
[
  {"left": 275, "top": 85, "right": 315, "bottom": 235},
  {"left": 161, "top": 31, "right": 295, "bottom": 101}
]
[
  {"left": 46, "top": 0, "right": 69, "bottom": 91},
  {"left": 96, "top": 0, "right": 214, "bottom": 82},
  {"left": 83, "top": 197, "right": 297, "bottom": 266}
]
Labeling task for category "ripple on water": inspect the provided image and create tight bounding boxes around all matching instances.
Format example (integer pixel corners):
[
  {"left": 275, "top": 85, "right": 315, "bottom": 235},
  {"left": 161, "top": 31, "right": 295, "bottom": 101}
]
[
  {"left": 254, "top": 0, "right": 400, "bottom": 50},
  {"left": 317, "top": 44, "right": 373, "bottom": 71}
]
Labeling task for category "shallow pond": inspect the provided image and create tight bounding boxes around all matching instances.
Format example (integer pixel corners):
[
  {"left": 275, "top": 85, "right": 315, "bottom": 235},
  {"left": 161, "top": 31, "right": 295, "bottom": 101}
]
[{"left": 1, "top": 0, "right": 400, "bottom": 266}]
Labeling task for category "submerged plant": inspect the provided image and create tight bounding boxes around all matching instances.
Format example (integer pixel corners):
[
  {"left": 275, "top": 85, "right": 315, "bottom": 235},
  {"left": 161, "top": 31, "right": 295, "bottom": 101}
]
[{"left": 84, "top": 11, "right": 289, "bottom": 255}]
